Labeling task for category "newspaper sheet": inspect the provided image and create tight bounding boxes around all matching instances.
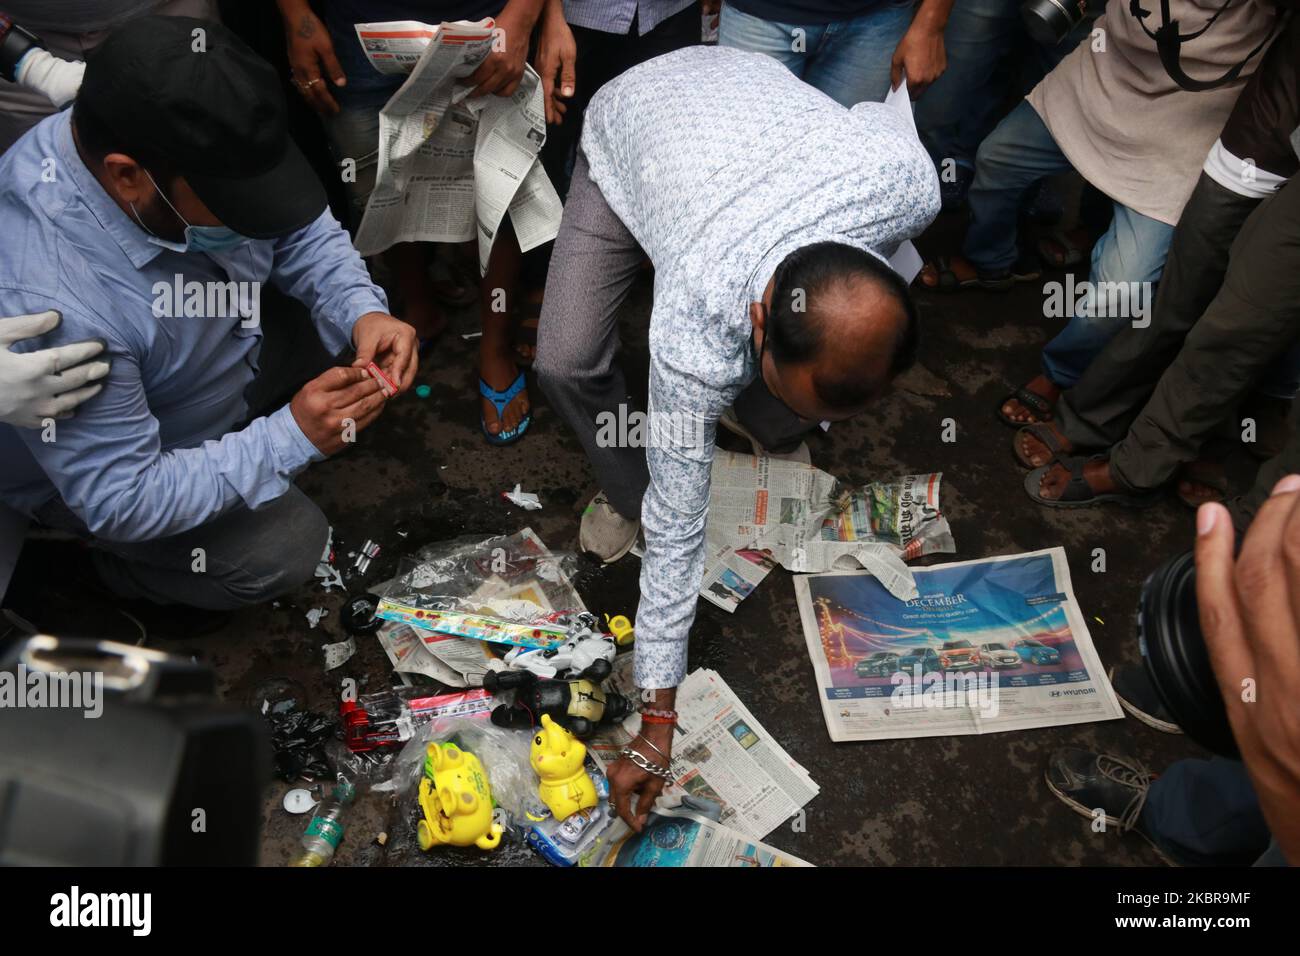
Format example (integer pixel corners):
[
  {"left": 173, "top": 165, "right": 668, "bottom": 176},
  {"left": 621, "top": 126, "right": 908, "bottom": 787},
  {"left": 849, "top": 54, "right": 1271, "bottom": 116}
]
[
  {"left": 793, "top": 547, "right": 1124, "bottom": 742},
  {"left": 583, "top": 805, "right": 812, "bottom": 867},
  {"left": 376, "top": 621, "right": 494, "bottom": 687},
  {"left": 588, "top": 663, "right": 818, "bottom": 841},
  {"left": 352, "top": 19, "right": 561, "bottom": 272},
  {"left": 699, "top": 545, "right": 778, "bottom": 612},
  {"left": 704, "top": 451, "right": 954, "bottom": 604}
]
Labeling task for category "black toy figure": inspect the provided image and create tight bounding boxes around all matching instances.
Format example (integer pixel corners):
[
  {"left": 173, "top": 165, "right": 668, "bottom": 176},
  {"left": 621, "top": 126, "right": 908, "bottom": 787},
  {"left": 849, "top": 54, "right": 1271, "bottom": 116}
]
[{"left": 481, "top": 672, "right": 632, "bottom": 738}]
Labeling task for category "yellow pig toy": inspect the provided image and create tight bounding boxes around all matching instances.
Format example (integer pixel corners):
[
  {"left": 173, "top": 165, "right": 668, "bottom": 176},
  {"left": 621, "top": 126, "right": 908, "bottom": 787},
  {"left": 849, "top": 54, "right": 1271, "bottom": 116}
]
[
  {"left": 416, "top": 741, "right": 504, "bottom": 852},
  {"left": 531, "top": 713, "right": 598, "bottom": 821}
]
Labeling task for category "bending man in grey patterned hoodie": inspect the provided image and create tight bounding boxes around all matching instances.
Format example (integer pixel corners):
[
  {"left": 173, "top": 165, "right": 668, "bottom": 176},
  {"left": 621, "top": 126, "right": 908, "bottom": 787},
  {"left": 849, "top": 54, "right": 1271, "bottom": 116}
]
[{"left": 533, "top": 45, "right": 939, "bottom": 829}]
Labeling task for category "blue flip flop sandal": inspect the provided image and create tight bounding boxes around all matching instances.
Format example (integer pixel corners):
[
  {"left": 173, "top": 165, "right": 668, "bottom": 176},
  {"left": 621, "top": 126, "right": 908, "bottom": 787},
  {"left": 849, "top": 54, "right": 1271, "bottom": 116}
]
[{"left": 480, "top": 371, "right": 531, "bottom": 446}]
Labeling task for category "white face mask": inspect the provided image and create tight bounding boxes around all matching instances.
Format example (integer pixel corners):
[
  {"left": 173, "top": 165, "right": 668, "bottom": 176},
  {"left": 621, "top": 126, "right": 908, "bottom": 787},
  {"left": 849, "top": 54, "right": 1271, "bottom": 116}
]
[{"left": 129, "top": 169, "right": 249, "bottom": 253}]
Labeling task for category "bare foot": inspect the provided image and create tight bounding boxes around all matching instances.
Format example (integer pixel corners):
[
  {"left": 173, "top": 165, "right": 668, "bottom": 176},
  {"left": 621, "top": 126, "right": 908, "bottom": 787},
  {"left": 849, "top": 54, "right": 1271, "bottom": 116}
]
[
  {"left": 514, "top": 289, "right": 543, "bottom": 364},
  {"left": 1001, "top": 375, "right": 1061, "bottom": 425},
  {"left": 1015, "top": 421, "right": 1073, "bottom": 469},
  {"left": 917, "top": 254, "right": 979, "bottom": 289},
  {"left": 1038, "top": 227, "right": 1092, "bottom": 268},
  {"left": 1037, "top": 458, "right": 1116, "bottom": 501},
  {"left": 403, "top": 296, "right": 447, "bottom": 342},
  {"left": 1176, "top": 479, "right": 1224, "bottom": 506},
  {"left": 1175, "top": 459, "right": 1228, "bottom": 507},
  {"left": 479, "top": 344, "right": 529, "bottom": 438}
]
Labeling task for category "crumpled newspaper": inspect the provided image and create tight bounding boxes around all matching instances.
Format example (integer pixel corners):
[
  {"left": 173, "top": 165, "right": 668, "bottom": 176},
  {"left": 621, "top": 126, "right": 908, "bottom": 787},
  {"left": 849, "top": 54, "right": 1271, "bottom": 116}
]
[{"left": 704, "top": 452, "right": 955, "bottom": 601}]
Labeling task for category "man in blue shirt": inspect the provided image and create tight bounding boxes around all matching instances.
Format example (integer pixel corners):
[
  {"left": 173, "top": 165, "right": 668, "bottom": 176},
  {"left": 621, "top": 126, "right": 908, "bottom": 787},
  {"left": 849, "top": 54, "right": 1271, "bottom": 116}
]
[{"left": 0, "top": 16, "right": 417, "bottom": 610}]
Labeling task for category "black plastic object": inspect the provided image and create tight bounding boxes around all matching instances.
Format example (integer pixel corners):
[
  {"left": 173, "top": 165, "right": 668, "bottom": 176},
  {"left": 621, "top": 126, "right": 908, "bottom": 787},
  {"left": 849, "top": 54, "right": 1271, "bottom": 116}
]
[
  {"left": 1021, "top": 0, "right": 1087, "bottom": 45},
  {"left": 342, "top": 591, "right": 383, "bottom": 635},
  {"left": 0, "top": 636, "right": 269, "bottom": 865},
  {"left": 1137, "top": 551, "right": 1237, "bottom": 757}
]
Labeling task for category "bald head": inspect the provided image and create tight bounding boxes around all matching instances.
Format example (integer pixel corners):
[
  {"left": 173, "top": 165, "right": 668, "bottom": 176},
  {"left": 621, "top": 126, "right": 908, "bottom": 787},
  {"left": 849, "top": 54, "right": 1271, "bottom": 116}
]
[{"left": 765, "top": 241, "right": 918, "bottom": 414}]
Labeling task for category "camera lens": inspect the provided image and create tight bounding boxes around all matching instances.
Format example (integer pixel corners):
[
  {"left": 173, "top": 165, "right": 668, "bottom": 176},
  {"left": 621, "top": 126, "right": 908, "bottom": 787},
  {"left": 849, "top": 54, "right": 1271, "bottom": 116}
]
[
  {"left": 1020, "top": 0, "right": 1087, "bottom": 46},
  {"left": 1136, "top": 551, "right": 1237, "bottom": 757}
]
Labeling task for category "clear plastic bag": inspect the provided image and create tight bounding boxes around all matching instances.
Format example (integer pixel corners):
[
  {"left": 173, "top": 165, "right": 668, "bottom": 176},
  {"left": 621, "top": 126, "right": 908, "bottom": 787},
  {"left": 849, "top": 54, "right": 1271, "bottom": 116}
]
[
  {"left": 376, "top": 528, "right": 589, "bottom": 651},
  {"left": 376, "top": 716, "right": 536, "bottom": 825}
]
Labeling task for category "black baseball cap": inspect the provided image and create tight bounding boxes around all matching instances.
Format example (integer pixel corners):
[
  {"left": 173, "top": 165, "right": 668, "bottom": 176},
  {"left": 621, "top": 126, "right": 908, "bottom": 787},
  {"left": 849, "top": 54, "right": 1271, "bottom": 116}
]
[{"left": 77, "top": 15, "right": 326, "bottom": 239}]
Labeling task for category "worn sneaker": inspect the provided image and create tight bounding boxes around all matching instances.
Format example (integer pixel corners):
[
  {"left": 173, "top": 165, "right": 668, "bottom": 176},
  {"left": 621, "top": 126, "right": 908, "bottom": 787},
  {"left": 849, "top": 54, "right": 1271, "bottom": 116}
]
[
  {"left": 718, "top": 407, "right": 811, "bottom": 464},
  {"left": 579, "top": 491, "right": 640, "bottom": 564},
  {"left": 1111, "top": 664, "right": 1182, "bottom": 734},
  {"left": 938, "top": 162, "right": 975, "bottom": 212},
  {"left": 1044, "top": 748, "right": 1180, "bottom": 863}
]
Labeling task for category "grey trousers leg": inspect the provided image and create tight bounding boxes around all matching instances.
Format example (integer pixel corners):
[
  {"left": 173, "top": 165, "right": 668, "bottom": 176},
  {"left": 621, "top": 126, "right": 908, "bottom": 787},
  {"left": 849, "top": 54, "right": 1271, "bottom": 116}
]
[
  {"left": 1057, "top": 175, "right": 1261, "bottom": 449},
  {"left": 534, "top": 151, "right": 649, "bottom": 520},
  {"left": 35, "top": 486, "right": 329, "bottom": 610},
  {"left": 1111, "top": 174, "right": 1300, "bottom": 491}
]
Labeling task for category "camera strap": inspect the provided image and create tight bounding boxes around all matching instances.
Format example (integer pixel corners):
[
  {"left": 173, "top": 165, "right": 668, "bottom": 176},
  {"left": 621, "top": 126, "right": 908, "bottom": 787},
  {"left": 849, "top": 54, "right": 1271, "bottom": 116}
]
[{"left": 1128, "top": 0, "right": 1282, "bottom": 92}]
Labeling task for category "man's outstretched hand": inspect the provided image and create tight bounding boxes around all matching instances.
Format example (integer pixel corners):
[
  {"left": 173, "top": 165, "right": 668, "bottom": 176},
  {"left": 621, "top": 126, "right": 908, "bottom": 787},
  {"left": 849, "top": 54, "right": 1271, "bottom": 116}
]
[
  {"left": 467, "top": 0, "right": 542, "bottom": 99},
  {"left": 1196, "top": 478, "right": 1300, "bottom": 864},
  {"left": 290, "top": 366, "right": 386, "bottom": 456},
  {"left": 352, "top": 311, "right": 418, "bottom": 395},
  {"left": 607, "top": 695, "right": 677, "bottom": 832},
  {"left": 537, "top": 1, "right": 577, "bottom": 124}
]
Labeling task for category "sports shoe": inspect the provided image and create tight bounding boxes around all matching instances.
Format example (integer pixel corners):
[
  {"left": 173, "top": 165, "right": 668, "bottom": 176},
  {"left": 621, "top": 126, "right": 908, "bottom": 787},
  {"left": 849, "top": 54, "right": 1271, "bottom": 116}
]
[
  {"left": 1111, "top": 664, "right": 1182, "bottom": 734},
  {"left": 1044, "top": 747, "right": 1182, "bottom": 864},
  {"left": 579, "top": 491, "right": 640, "bottom": 564}
]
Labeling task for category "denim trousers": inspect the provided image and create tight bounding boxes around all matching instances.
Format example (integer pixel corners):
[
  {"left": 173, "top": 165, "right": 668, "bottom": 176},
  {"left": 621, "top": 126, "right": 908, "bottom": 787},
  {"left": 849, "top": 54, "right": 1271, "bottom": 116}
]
[
  {"left": 962, "top": 100, "right": 1175, "bottom": 387},
  {"left": 718, "top": 0, "right": 916, "bottom": 106}
]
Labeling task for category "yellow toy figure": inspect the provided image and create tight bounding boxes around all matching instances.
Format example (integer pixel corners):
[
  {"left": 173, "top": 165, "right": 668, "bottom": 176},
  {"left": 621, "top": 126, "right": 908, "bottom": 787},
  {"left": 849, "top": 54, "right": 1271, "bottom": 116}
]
[
  {"left": 531, "top": 713, "right": 598, "bottom": 821},
  {"left": 416, "top": 742, "right": 504, "bottom": 852}
]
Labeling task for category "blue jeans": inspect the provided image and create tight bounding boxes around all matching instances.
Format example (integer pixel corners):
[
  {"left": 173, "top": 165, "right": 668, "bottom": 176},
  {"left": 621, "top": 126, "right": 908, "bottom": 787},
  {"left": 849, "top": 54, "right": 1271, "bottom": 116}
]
[
  {"left": 1140, "top": 758, "right": 1280, "bottom": 866},
  {"left": 718, "top": 0, "right": 916, "bottom": 106},
  {"left": 963, "top": 100, "right": 1175, "bottom": 387},
  {"left": 915, "top": 0, "right": 1102, "bottom": 170}
]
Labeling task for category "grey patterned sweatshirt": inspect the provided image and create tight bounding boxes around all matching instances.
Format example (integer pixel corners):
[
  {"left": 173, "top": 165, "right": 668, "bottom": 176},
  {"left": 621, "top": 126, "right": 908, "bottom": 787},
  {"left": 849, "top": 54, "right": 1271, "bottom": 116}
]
[{"left": 580, "top": 46, "right": 940, "bottom": 689}]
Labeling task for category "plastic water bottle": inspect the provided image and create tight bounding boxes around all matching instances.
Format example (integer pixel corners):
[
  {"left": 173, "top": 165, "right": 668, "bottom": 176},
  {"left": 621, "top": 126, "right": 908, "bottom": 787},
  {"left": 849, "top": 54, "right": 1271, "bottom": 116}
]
[{"left": 289, "top": 775, "right": 356, "bottom": 867}]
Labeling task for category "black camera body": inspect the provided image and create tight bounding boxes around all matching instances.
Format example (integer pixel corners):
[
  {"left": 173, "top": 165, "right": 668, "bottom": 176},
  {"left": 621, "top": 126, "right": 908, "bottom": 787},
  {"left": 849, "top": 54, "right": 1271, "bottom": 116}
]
[{"left": 1137, "top": 551, "right": 1237, "bottom": 757}]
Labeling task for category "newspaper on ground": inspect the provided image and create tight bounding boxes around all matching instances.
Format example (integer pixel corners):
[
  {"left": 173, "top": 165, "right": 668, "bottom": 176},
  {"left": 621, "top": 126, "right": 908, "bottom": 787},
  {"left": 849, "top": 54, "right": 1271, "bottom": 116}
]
[
  {"left": 703, "top": 450, "right": 954, "bottom": 606},
  {"left": 351, "top": 19, "right": 561, "bottom": 272},
  {"left": 376, "top": 621, "right": 492, "bottom": 687},
  {"left": 588, "top": 660, "right": 818, "bottom": 841},
  {"left": 793, "top": 547, "right": 1124, "bottom": 742},
  {"left": 582, "top": 805, "right": 811, "bottom": 867},
  {"left": 699, "top": 545, "right": 779, "bottom": 612}
]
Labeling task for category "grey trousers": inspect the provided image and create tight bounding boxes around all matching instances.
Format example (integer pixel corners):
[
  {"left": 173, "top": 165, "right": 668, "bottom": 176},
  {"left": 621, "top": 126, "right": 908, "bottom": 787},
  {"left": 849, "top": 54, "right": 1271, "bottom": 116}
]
[
  {"left": 1056, "top": 173, "right": 1300, "bottom": 493},
  {"left": 35, "top": 486, "right": 329, "bottom": 611},
  {"left": 535, "top": 151, "right": 808, "bottom": 520}
]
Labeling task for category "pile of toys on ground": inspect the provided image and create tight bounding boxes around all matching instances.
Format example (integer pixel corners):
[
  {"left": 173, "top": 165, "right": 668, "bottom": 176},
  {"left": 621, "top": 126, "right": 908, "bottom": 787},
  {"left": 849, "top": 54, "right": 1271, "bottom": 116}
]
[{"left": 269, "top": 530, "right": 670, "bottom": 867}]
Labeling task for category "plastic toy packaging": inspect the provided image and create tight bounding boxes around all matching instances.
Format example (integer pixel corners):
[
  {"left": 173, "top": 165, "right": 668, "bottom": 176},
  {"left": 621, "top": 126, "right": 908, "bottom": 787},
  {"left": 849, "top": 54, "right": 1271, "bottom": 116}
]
[
  {"left": 376, "top": 529, "right": 591, "bottom": 652},
  {"left": 340, "top": 686, "right": 493, "bottom": 752},
  {"left": 381, "top": 717, "right": 535, "bottom": 828}
]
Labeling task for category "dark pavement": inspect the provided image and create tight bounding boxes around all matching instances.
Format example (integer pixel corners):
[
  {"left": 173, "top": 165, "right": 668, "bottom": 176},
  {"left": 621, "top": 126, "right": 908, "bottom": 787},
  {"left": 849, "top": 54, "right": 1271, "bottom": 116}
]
[{"left": 10, "top": 201, "right": 1241, "bottom": 868}]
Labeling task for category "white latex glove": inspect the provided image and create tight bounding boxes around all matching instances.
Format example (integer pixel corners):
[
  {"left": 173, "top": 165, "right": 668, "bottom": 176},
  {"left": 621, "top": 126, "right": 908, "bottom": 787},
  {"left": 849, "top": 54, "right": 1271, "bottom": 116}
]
[
  {"left": 0, "top": 310, "right": 110, "bottom": 428},
  {"left": 15, "top": 48, "right": 86, "bottom": 109}
]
